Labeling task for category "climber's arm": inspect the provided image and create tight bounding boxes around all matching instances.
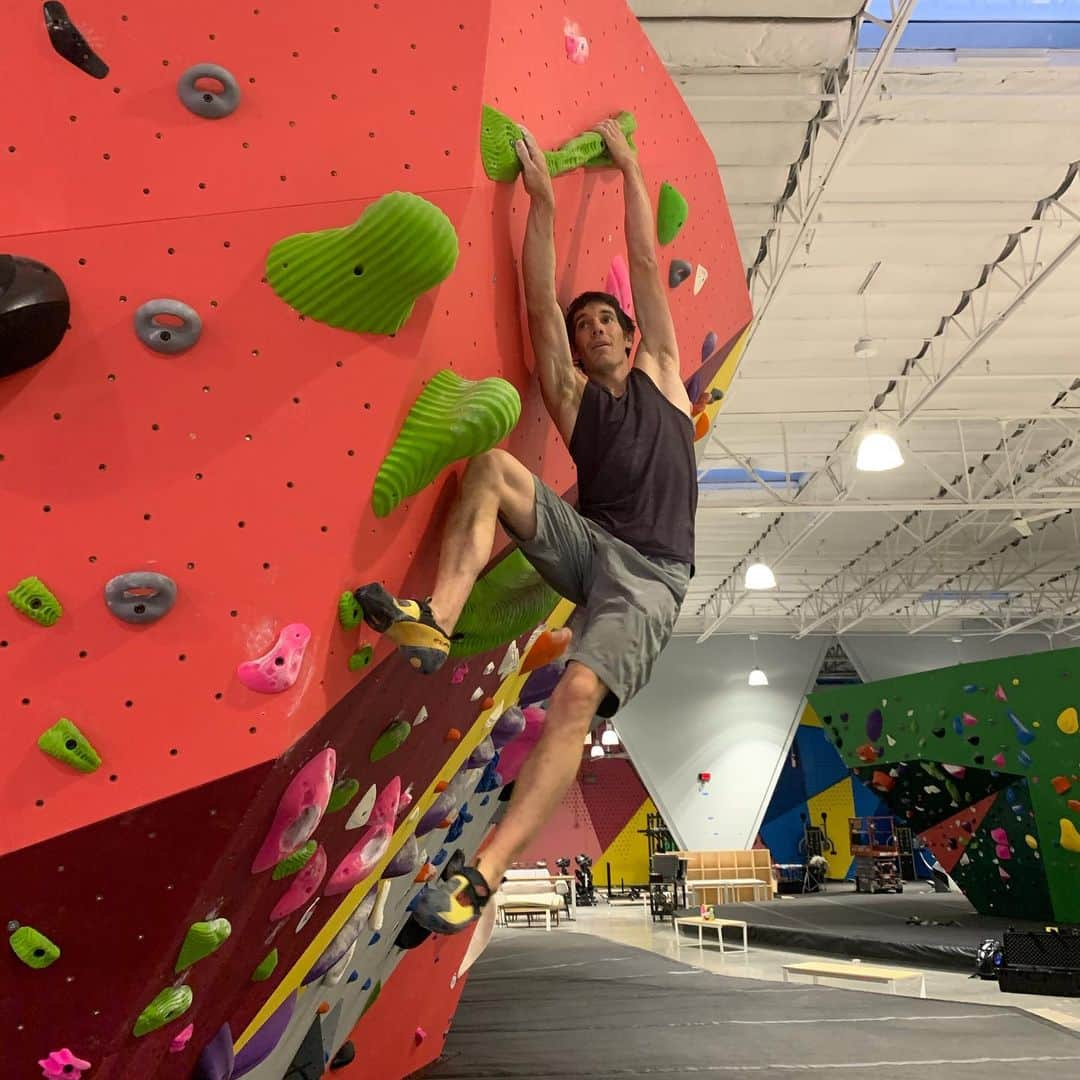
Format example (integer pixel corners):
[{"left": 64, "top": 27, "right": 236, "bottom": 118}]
[{"left": 517, "top": 132, "right": 585, "bottom": 444}]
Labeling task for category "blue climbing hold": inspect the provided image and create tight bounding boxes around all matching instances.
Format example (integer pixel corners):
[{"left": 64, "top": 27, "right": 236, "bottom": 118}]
[
  {"left": 361, "top": 977, "right": 372, "bottom": 991},
  {"left": 701, "top": 331, "right": 717, "bottom": 364},
  {"left": 480, "top": 795, "right": 490, "bottom": 806},
  {"left": 431, "top": 850, "right": 448, "bottom": 867},
  {"left": 368, "top": 932, "right": 381, "bottom": 946},
  {"left": 347, "top": 971, "right": 359, "bottom": 983},
  {"left": 1008, "top": 711, "right": 1035, "bottom": 746},
  {"left": 1018, "top": 750, "right": 1033, "bottom": 767},
  {"left": 951, "top": 715, "right": 964, "bottom": 736}
]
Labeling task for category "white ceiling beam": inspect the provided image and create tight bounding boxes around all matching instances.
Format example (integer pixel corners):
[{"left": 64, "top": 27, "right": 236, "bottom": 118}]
[
  {"left": 698, "top": 499, "right": 1080, "bottom": 514},
  {"left": 705, "top": 0, "right": 918, "bottom": 454}
]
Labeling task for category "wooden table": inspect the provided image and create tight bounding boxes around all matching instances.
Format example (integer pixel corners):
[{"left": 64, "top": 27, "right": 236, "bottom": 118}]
[
  {"left": 674, "top": 916, "right": 748, "bottom": 954},
  {"left": 686, "top": 877, "right": 771, "bottom": 904},
  {"left": 501, "top": 906, "right": 560, "bottom": 931},
  {"left": 782, "top": 960, "right": 926, "bottom": 998}
]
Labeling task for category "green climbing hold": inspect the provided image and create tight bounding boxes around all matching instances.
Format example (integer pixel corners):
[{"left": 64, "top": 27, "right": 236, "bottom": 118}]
[
  {"left": 480, "top": 105, "right": 637, "bottom": 182},
  {"left": 360, "top": 980, "right": 382, "bottom": 1018},
  {"left": 174, "top": 917, "right": 231, "bottom": 973},
  {"left": 450, "top": 549, "right": 560, "bottom": 659},
  {"left": 327, "top": 778, "right": 360, "bottom": 813},
  {"left": 133, "top": 985, "right": 193, "bottom": 1037},
  {"left": 657, "top": 182, "right": 689, "bottom": 246},
  {"left": 272, "top": 840, "right": 318, "bottom": 881},
  {"left": 348, "top": 645, "right": 374, "bottom": 672},
  {"left": 338, "top": 591, "right": 364, "bottom": 631},
  {"left": 371, "top": 369, "right": 521, "bottom": 518},
  {"left": 7, "top": 576, "right": 62, "bottom": 626},
  {"left": 252, "top": 950, "right": 279, "bottom": 982},
  {"left": 266, "top": 192, "right": 459, "bottom": 336},
  {"left": 371, "top": 718, "right": 411, "bottom": 762},
  {"left": 9, "top": 926, "right": 60, "bottom": 969},
  {"left": 252, "top": 948, "right": 279, "bottom": 982},
  {"left": 37, "top": 717, "right": 101, "bottom": 773}
]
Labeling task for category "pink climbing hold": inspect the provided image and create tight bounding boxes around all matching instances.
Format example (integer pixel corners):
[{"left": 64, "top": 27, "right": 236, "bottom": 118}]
[
  {"left": 990, "top": 827, "right": 1009, "bottom": 844},
  {"left": 414, "top": 1026, "right": 428, "bottom": 1045},
  {"left": 238, "top": 622, "right": 312, "bottom": 693},
  {"left": 942, "top": 764, "right": 967, "bottom": 779},
  {"left": 397, "top": 785, "right": 414, "bottom": 815},
  {"left": 991, "top": 751, "right": 1007, "bottom": 768},
  {"left": 38, "top": 1050, "right": 92, "bottom": 1079},
  {"left": 270, "top": 844, "right": 328, "bottom": 920},
  {"left": 563, "top": 19, "right": 588, "bottom": 63},
  {"left": 451, "top": 662, "right": 469, "bottom": 685},
  {"left": 326, "top": 777, "right": 401, "bottom": 895},
  {"left": 996, "top": 844, "right": 1012, "bottom": 861},
  {"left": 999, "top": 865, "right": 1011, "bottom": 881},
  {"left": 994, "top": 684, "right": 1008, "bottom": 702},
  {"left": 169, "top": 1023, "right": 194, "bottom": 1053},
  {"left": 605, "top": 255, "right": 633, "bottom": 319},
  {"left": 251, "top": 748, "right": 336, "bottom": 873},
  {"left": 962, "top": 713, "right": 978, "bottom": 726}
]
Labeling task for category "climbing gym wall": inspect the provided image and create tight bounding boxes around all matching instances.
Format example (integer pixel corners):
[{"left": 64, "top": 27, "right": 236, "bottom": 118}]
[
  {"left": 520, "top": 758, "right": 656, "bottom": 887},
  {"left": 759, "top": 704, "right": 892, "bottom": 880},
  {"left": 1, "top": 2, "right": 748, "bottom": 1078},
  {"left": 809, "top": 647, "right": 1080, "bottom": 923}
]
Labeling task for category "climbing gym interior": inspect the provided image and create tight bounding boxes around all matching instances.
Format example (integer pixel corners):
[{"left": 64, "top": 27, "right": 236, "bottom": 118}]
[{"left": 4, "top": 1, "right": 1080, "bottom": 1078}]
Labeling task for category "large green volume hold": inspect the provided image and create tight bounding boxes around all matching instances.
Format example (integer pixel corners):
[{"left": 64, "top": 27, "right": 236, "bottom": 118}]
[
  {"left": 266, "top": 192, "right": 459, "bottom": 335},
  {"left": 372, "top": 369, "right": 521, "bottom": 518},
  {"left": 450, "top": 549, "right": 560, "bottom": 659},
  {"left": 480, "top": 105, "right": 637, "bottom": 183},
  {"left": 37, "top": 718, "right": 101, "bottom": 773},
  {"left": 657, "top": 182, "right": 689, "bottom": 245}
]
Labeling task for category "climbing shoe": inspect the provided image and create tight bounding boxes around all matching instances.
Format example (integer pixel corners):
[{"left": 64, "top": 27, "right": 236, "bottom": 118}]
[
  {"left": 352, "top": 583, "right": 450, "bottom": 675},
  {"left": 412, "top": 865, "right": 493, "bottom": 935}
]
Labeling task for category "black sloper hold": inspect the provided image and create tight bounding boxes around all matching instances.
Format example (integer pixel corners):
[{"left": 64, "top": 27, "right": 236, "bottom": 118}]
[{"left": 0, "top": 255, "right": 71, "bottom": 377}]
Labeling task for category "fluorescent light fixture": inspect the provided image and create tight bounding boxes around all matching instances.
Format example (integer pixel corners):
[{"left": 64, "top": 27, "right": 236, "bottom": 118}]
[
  {"left": 600, "top": 725, "right": 620, "bottom": 747},
  {"left": 856, "top": 428, "right": 904, "bottom": 472},
  {"left": 589, "top": 743, "right": 604, "bottom": 759},
  {"left": 744, "top": 562, "right": 777, "bottom": 590},
  {"left": 748, "top": 667, "right": 769, "bottom": 687}
]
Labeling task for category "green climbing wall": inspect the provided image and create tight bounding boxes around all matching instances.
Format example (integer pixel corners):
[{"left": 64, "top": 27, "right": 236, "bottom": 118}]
[{"left": 809, "top": 647, "right": 1080, "bottom": 923}]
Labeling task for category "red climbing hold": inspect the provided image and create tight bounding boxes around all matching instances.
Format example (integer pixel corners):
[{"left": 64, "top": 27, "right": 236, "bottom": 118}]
[
  {"left": 855, "top": 744, "right": 879, "bottom": 763},
  {"left": 520, "top": 629, "right": 569, "bottom": 674},
  {"left": 1052, "top": 776, "right": 1072, "bottom": 795},
  {"left": 445, "top": 728, "right": 462, "bottom": 743}
]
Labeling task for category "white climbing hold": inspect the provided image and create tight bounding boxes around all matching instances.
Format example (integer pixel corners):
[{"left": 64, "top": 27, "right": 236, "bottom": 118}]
[
  {"left": 295, "top": 899, "right": 320, "bottom": 933},
  {"left": 483, "top": 661, "right": 495, "bottom": 676},
  {"left": 369, "top": 879, "right": 391, "bottom": 931},
  {"left": 346, "top": 784, "right": 378, "bottom": 831},
  {"left": 886, "top": 735, "right": 896, "bottom": 747},
  {"left": 413, "top": 706, "right": 428, "bottom": 727},
  {"left": 322, "top": 940, "right": 357, "bottom": 987},
  {"left": 693, "top": 264, "right": 708, "bottom": 295},
  {"left": 498, "top": 641, "right": 520, "bottom": 677},
  {"left": 470, "top": 687, "right": 484, "bottom": 702}
]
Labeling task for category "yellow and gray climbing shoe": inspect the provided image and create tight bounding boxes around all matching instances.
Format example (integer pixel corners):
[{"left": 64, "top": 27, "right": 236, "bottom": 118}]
[
  {"left": 353, "top": 583, "right": 449, "bottom": 675},
  {"left": 412, "top": 864, "right": 493, "bottom": 935}
]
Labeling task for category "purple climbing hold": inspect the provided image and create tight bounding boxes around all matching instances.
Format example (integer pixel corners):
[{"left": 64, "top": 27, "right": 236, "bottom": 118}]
[
  {"left": 491, "top": 706, "right": 527, "bottom": 748},
  {"left": 194, "top": 1024, "right": 235, "bottom": 1080},
  {"left": 232, "top": 992, "right": 297, "bottom": 1077},
  {"left": 865, "top": 708, "right": 884, "bottom": 743},
  {"left": 417, "top": 790, "right": 458, "bottom": 836},
  {"left": 466, "top": 736, "right": 496, "bottom": 769},
  {"left": 384, "top": 835, "right": 422, "bottom": 879},
  {"left": 701, "top": 331, "right": 717, "bottom": 364},
  {"left": 519, "top": 662, "right": 563, "bottom": 708}
]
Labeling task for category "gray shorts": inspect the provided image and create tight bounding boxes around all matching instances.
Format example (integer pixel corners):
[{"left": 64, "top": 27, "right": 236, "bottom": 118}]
[{"left": 502, "top": 476, "right": 690, "bottom": 719}]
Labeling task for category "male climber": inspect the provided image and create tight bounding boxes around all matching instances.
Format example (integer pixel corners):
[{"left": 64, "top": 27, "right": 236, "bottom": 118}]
[{"left": 355, "top": 117, "right": 696, "bottom": 933}]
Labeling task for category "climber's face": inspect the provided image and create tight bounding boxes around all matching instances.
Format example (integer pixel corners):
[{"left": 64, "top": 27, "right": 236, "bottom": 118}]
[{"left": 571, "top": 301, "right": 631, "bottom": 374}]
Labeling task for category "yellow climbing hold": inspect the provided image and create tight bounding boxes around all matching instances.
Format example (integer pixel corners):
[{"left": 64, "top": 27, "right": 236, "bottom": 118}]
[
  {"left": 1011, "top": 678, "right": 1020, "bottom": 686},
  {"left": 1024, "top": 834, "right": 1038, "bottom": 850},
  {"left": 1057, "top": 706, "right": 1078, "bottom": 735},
  {"left": 1059, "top": 818, "right": 1080, "bottom": 854}
]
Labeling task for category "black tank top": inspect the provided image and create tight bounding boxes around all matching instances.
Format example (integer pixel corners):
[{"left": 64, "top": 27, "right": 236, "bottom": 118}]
[{"left": 569, "top": 367, "right": 697, "bottom": 566}]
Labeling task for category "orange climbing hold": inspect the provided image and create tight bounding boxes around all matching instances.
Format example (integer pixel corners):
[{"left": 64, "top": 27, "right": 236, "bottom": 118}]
[
  {"left": 414, "top": 863, "right": 434, "bottom": 883},
  {"left": 318, "top": 1001, "right": 330, "bottom": 1014},
  {"left": 444, "top": 728, "right": 462, "bottom": 743},
  {"left": 1052, "top": 776, "right": 1072, "bottom": 796},
  {"left": 481, "top": 696, "right": 496, "bottom": 711},
  {"left": 871, "top": 770, "right": 895, "bottom": 792},
  {"left": 520, "top": 629, "right": 570, "bottom": 674},
  {"left": 693, "top": 412, "right": 710, "bottom": 442},
  {"left": 855, "top": 743, "right": 879, "bottom": 763},
  {"left": 435, "top": 780, "right": 449, "bottom": 793}
]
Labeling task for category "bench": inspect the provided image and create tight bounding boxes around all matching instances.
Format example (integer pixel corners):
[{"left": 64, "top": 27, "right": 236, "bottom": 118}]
[
  {"left": 501, "top": 905, "right": 560, "bottom": 931},
  {"left": 782, "top": 960, "right": 926, "bottom": 998},
  {"left": 673, "top": 916, "right": 749, "bottom": 955}
]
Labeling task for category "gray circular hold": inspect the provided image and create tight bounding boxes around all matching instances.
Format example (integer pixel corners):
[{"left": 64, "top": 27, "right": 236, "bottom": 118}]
[
  {"left": 178, "top": 63, "right": 241, "bottom": 119},
  {"left": 104, "top": 572, "right": 177, "bottom": 624},
  {"left": 134, "top": 298, "right": 202, "bottom": 354}
]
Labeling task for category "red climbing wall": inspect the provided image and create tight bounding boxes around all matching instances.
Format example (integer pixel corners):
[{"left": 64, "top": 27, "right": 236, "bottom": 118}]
[{"left": 1, "top": 0, "right": 749, "bottom": 1076}]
